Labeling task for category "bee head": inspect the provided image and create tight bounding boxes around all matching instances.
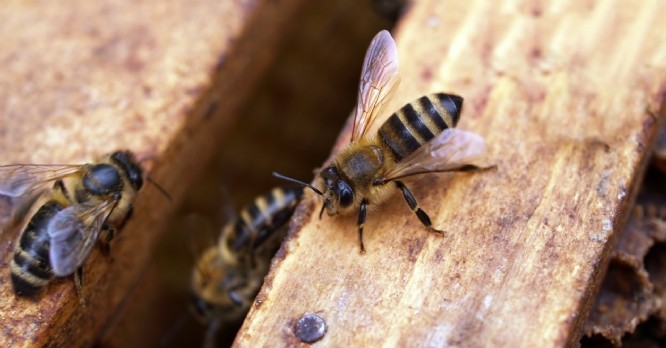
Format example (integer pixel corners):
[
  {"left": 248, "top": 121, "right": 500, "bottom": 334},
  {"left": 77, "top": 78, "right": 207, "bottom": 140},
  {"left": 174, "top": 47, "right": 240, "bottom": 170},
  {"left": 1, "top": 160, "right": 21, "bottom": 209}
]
[
  {"left": 110, "top": 151, "right": 144, "bottom": 191},
  {"left": 321, "top": 165, "right": 354, "bottom": 214}
]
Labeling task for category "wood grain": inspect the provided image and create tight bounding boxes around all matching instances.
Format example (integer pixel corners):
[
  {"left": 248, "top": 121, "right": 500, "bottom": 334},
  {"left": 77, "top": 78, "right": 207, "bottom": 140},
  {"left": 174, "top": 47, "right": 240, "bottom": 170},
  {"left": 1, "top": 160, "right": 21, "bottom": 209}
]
[
  {"left": 0, "top": 0, "right": 303, "bottom": 346},
  {"left": 237, "top": 1, "right": 666, "bottom": 347}
]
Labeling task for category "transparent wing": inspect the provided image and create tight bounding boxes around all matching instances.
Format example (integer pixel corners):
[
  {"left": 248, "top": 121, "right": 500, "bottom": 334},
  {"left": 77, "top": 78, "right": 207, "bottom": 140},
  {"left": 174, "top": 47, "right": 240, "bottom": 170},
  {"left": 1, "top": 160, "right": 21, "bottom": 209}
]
[
  {"left": 351, "top": 30, "right": 400, "bottom": 142},
  {"left": 0, "top": 164, "right": 82, "bottom": 197},
  {"left": 47, "top": 200, "right": 117, "bottom": 276},
  {"left": 0, "top": 189, "right": 46, "bottom": 232},
  {"left": 381, "top": 128, "right": 489, "bottom": 182}
]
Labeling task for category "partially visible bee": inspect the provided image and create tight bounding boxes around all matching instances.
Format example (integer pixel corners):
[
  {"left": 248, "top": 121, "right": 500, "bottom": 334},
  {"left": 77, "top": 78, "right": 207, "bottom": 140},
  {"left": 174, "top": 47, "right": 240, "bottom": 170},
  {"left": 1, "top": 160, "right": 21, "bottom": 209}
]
[
  {"left": 274, "top": 30, "right": 491, "bottom": 252},
  {"left": 190, "top": 186, "right": 302, "bottom": 347},
  {"left": 0, "top": 151, "right": 146, "bottom": 297}
]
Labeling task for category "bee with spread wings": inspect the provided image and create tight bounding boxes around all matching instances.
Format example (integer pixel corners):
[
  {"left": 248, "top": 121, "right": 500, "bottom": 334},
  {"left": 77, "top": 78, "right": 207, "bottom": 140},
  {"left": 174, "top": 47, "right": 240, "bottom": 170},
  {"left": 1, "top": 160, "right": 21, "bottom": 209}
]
[
  {"left": 1, "top": 151, "right": 144, "bottom": 297},
  {"left": 274, "top": 30, "right": 491, "bottom": 252}
]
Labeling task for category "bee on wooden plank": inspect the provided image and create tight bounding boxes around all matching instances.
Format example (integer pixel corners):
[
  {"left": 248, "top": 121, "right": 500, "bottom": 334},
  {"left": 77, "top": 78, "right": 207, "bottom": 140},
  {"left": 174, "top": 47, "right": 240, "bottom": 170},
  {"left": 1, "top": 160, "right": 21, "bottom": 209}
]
[
  {"left": 0, "top": 151, "right": 156, "bottom": 298},
  {"left": 190, "top": 186, "right": 302, "bottom": 347},
  {"left": 274, "top": 30, "right": 491, "bottom": 252}
]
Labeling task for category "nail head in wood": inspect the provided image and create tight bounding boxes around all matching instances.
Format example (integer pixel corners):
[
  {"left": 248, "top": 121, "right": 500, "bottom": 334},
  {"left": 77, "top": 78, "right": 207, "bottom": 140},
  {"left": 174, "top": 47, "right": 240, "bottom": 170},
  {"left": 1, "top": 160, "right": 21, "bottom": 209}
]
[{"left": 294, "top": 312, "right": 327, "bottom": 344}]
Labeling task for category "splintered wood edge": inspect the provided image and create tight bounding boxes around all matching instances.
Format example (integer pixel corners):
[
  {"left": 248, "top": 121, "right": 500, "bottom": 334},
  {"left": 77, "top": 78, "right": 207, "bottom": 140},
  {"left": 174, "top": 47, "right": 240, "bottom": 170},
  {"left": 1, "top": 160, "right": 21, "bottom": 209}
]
[
  {"left": 237, "top": 1, "right": 666, "bottom": 347},
  {"left": 0, "top": 0, "right": 304, "bottom": 346}
]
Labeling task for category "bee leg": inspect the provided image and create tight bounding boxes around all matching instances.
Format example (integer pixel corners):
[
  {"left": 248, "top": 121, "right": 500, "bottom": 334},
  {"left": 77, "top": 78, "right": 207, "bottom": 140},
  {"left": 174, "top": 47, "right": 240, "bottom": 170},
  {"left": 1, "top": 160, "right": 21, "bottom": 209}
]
[
  {"left": 395, "top": 181, "right": 444, "bottom": 235},
  {"left": 318, "top": 203, "right": 326, "bottom": 220},
  {"left": 357, "top": 199, "right": 369, "bottom": 253},
  {"left": 203, "top": 319, "right": 222, "bottom": 348},
  {"left": 99, "top": 225, "right": 116, "bottom": 260},
  {"left": 73, "top": 267, "right": 86, "bottom": 306}
]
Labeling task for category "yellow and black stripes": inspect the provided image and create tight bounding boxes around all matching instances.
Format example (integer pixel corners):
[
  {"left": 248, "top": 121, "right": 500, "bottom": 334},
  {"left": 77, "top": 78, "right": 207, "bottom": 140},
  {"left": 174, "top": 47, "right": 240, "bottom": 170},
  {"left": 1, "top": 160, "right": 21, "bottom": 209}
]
[
  {"left": 378, "top": 93, "right": 463, "bottom": 161},
  {"left": 225, "top": 187, "right": 302, "bottom": 253},
  {"left": 10, "top": 200, "right": 62, "bottom": 296}
]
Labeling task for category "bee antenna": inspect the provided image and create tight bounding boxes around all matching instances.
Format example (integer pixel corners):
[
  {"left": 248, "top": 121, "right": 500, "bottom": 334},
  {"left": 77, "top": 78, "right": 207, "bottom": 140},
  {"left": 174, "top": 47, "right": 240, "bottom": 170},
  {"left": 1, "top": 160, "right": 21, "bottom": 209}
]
[
  {"left": 147, "top": 176, "right": 173, "bottom": 201},
  {"left": 272, "top": 172, "right": 323, "bottom": 196}
]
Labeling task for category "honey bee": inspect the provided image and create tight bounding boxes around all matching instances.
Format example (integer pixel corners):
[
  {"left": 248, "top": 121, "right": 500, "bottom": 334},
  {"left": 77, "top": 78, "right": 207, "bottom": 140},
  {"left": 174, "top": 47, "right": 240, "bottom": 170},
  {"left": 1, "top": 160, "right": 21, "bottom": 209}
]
[
  {"left": 0, "top": 151, "right": 146, "bottom": 297},
  {"left": 190, "top": 186, "right": 302, "bottom": 346},
  {"left": 274, "top": 30, "right": 490, "bottom": 252}
]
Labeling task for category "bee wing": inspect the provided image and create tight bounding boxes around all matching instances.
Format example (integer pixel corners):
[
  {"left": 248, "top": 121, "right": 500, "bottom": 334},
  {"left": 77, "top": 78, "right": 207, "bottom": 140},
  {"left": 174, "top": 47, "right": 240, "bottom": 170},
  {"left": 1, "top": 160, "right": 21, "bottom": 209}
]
[
  {"left": 352, "top": 30, "right": 400, "bottom": 142},
  {"left": 0, "top": 189, "right": 46, "bottom": 232},
  {"left": 47, "top": 200, "right": 117, "bottom": 276},
  {"left": 0, "top": 164, "right": 82, "bottom": 197},
  {"left": 381, "top": 128, "right": 489, "bottom": 182}
]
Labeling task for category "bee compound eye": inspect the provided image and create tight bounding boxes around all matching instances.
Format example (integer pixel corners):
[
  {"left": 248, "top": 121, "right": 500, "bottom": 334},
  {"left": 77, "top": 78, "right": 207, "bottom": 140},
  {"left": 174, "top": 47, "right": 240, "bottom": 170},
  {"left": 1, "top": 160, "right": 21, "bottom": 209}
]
[{"left": 338, "top": 182, "right": 354, "bottom": 207}]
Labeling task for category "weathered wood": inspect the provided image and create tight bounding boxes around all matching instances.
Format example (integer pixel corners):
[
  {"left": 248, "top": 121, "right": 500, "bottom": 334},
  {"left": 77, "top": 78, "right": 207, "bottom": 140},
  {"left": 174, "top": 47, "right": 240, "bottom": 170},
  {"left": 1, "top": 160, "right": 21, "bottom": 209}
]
[
  {"left": 582, "top": 170, "right": 666, "bottom": 346},
  {"left": 237, "top": 1, "right": 666, "bottom": 347},
  {"left": 0, "top": 0, "right": 303, "bottom": 346}
]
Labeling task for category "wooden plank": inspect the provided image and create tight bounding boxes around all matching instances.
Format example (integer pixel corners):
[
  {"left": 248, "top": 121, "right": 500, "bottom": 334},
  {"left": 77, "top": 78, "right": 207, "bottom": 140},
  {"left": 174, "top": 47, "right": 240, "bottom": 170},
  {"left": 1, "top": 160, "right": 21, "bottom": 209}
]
[
  {"left": 237, "top": 0, "right": 666, "bottom": 347},
  {"left": 0, "top": 0, "right": 303, "bottom": 346}
]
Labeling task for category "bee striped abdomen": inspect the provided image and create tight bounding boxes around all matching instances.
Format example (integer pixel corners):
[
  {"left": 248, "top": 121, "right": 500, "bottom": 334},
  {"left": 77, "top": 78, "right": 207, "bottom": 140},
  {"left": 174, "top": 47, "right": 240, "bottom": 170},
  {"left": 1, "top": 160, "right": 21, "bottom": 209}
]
[
  {"left": 378, "top": 93, "right": 463, "bottom": 161},
  {"left": 228, "top": 187, "right": 303, "bottom": 251},
  {"left": 11, "top": 200, "right": 63, "bottom": 296}
]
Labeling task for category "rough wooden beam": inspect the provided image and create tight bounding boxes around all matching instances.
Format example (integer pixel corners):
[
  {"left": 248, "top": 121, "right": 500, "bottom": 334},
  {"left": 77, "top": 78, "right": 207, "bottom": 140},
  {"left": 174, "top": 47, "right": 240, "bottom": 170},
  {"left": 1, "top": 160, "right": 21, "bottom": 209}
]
[
  {"left": 0, "top": 0, "right": 303, "bottom": 346},
  {"left": 237, "top": 0, "right": 666, "bottom": 347}
]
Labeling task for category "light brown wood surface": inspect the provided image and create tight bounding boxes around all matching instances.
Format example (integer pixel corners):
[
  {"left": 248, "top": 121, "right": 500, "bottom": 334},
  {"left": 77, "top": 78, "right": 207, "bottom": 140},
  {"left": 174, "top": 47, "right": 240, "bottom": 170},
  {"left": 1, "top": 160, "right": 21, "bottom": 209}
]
[
  {"left": 0, "top": 0, "right": 303, "bottom": 346},
  {"left": 237, "top": 1, "right": 666, "bottom": 347}
]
